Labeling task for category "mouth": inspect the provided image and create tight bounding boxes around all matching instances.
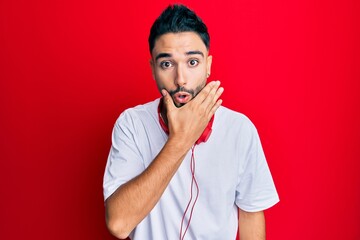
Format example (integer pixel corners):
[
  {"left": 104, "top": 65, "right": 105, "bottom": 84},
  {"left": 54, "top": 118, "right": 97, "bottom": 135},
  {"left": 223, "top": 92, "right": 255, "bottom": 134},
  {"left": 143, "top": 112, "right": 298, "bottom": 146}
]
[{"left": 173, "top": 92, "right": 191, "bottom": 105}]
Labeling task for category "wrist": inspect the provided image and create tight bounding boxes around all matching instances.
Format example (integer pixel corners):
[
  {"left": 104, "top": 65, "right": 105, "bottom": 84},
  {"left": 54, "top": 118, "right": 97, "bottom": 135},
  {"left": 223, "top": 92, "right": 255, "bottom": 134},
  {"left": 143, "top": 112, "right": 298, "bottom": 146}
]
[{"left": 165, "top": 135, "right": 193, "bottom": 156}]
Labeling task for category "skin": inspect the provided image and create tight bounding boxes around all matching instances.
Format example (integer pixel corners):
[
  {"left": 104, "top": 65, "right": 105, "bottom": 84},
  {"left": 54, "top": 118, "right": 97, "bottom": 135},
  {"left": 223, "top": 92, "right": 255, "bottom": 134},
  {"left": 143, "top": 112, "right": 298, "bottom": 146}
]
[
  {"left": 105, "top": 31, "right": 265, "bottom": 239},
  {"left": 239, "top": 209, "right": 266, "bottom": 240}
]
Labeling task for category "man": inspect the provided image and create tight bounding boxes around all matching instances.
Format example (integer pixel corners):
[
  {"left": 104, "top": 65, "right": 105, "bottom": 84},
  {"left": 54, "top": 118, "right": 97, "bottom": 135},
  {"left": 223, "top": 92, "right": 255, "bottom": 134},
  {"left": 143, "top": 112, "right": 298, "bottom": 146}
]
[{"left": 103, "top": 4, "right": 279, "bottom": 240}]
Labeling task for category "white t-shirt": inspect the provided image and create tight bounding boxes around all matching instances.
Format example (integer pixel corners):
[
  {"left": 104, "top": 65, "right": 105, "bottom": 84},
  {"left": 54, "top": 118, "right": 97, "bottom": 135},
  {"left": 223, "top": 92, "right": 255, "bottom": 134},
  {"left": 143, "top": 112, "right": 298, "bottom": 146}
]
[{"left": 103, "top": 98, "right": 279, "bottom": 240}]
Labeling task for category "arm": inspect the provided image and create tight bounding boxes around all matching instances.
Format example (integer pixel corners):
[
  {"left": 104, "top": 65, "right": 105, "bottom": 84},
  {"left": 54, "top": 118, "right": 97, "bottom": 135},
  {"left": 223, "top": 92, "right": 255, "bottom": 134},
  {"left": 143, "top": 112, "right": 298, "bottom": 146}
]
[
  {"left": 105, "top": 81, "right": 223, "bottom": 239},
  {"left": 238, "top": 209, "right": 265, "bottom": 240},
  {"left": 106, "top": 137, "right": 189, "bottom": 239}
]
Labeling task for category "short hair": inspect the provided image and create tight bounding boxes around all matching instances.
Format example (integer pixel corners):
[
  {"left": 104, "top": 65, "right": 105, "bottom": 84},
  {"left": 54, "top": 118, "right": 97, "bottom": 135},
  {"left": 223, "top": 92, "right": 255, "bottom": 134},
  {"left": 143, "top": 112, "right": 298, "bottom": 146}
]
[{"left": 148, "top": 4, "right": 210, "bottom": 54}]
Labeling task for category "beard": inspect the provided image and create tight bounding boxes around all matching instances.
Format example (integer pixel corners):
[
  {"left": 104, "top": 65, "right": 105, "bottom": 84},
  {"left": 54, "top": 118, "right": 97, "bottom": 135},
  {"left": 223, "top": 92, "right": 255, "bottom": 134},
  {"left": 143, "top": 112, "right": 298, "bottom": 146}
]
[{"left": 168, "top": 82, "right": 206, "bottom": 107}]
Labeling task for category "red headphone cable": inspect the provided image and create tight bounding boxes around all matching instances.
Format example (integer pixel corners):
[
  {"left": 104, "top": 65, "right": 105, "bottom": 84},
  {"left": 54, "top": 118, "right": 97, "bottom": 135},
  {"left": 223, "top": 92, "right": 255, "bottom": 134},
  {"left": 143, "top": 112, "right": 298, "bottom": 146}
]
[{"left": 179, "top": 145, "right": 199, "bottom": 240}]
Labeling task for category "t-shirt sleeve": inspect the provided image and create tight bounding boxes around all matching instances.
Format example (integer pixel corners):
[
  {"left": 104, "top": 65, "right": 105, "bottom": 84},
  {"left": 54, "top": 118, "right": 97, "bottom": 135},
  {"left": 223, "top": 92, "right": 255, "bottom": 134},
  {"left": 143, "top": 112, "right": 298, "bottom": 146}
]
[
  {"left": 103, "top": 111, "right": 145, "bottom": 201},
  {"left": 235, "top": 118, "right": 279, "bottom": 212}
]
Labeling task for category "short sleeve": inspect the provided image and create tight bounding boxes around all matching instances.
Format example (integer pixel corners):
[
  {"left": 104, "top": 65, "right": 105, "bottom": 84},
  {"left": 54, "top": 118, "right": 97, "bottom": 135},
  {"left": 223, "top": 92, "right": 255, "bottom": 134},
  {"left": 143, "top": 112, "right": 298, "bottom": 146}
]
[
  {"left": 235, "top": 119, "right": 279, "bottom": 212},
  {"left": 103, "top": 111, "right": 145, "bottom": 201}
]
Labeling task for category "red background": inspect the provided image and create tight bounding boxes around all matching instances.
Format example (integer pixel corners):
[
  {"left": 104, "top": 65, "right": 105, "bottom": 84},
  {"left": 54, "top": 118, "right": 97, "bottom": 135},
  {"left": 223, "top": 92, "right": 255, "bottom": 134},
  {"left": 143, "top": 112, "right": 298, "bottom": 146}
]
[{"left": 1, "top": 0, "right": 359, "bottom": 239}]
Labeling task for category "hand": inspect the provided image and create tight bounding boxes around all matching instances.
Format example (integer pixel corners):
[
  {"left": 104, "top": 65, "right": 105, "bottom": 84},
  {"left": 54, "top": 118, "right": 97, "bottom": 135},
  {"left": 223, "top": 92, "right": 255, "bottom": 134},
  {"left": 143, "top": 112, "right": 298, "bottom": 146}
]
[{"left": 161, "top": 81, "right": 224, "bottom": 148}]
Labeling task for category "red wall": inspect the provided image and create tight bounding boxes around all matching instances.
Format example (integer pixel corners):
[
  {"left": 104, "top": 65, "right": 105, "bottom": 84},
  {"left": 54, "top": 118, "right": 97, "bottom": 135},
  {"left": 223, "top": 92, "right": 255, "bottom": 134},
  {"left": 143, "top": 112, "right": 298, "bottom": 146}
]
[{"left": 1, "top": 0, "right": 359, "bottom": 239}]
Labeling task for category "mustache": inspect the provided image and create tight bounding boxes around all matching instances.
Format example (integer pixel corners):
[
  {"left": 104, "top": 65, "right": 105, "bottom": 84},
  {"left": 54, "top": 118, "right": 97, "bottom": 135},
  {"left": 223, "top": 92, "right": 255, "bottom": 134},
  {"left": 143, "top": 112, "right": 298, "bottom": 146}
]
[{"left": 169, "top": 86, "right": 195, "bottom": 97}]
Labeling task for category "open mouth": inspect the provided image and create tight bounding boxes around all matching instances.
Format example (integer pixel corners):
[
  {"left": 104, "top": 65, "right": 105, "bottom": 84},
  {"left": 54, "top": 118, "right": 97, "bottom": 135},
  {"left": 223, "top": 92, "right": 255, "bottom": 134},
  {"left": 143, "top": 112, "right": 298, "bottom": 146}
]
[{"left": 173, "top": 92, "right": 191, "bottom": 104}]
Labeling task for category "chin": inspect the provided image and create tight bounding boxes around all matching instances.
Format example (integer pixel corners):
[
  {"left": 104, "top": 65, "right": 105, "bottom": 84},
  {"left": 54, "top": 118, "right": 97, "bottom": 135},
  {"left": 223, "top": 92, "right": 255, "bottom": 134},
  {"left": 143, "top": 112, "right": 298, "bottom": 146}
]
[
  {"left": 173, "top": 101, "right": 186, "bottom": 108},
  {"left": 173, "top": 97, "right": 193, "bottom": 108}
]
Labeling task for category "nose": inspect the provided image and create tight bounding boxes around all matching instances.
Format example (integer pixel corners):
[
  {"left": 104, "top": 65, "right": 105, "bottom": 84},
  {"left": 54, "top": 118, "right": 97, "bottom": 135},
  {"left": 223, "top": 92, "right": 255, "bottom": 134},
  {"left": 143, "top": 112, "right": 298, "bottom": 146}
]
[{"left": 174, "top": 65, "right": 186, "bottom": 87}]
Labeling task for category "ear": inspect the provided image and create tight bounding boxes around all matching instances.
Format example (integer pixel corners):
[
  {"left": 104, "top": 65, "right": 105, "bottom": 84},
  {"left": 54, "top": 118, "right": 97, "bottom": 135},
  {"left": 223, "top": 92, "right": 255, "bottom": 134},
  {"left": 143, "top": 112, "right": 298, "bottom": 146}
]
[
  {"left": 206, "top": 55, "right": 213, "bottom": 78},
  {"left": 150, "top": 59, "right": 156, "bottom": 80}
]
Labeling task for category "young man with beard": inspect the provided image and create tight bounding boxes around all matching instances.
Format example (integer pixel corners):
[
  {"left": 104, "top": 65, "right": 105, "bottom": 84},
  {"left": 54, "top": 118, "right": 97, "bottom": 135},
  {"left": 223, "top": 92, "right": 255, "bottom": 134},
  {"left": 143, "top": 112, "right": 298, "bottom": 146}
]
[{"left": 103, "top": 4, "right": 279, "bottom": 240}]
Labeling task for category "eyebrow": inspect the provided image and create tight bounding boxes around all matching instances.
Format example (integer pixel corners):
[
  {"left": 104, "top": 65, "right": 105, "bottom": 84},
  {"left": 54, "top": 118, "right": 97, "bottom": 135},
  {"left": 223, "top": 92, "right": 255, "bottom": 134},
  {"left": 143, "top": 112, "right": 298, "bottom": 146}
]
[
  {"left": 186, "top": 51, "right": 204, "bottom": 57},
  {"left": 155, "top": 50, "right": 204, "bottom": 61},
  {"left": 155, "top": 53, "right": 172, "bottom": 61}
]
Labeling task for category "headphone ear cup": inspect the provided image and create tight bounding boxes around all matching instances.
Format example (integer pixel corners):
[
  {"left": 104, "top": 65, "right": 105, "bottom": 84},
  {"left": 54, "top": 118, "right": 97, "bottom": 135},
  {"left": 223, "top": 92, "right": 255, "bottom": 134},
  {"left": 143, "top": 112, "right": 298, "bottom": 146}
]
[
  {"left": 196, "top": 115, "right": 214, "bottom": 144},
  {"left": 195, "top": 126, "right": 212, "bottom": 145}
]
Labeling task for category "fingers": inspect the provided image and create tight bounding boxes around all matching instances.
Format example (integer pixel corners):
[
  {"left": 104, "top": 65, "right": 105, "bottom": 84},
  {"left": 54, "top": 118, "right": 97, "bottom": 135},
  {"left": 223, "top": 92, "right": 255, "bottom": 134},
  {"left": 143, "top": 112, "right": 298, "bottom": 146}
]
[
  {"left": 191, "top": 81, "right": 217, "bottom": 104},
  {"left": 204, "top": 85, "right": 223, "bottom": 120},
  {"left": 208, "top": 99, "right": 223, "bottom": 119},
  {"left": 202, "top": 81, "right": 224, "bottom": 113},
  {"left": 192, "top": 81, "right": 223, "bottom": 119},
  {"left": 161, "top": 89, "right": 176, "bottom": 112}
]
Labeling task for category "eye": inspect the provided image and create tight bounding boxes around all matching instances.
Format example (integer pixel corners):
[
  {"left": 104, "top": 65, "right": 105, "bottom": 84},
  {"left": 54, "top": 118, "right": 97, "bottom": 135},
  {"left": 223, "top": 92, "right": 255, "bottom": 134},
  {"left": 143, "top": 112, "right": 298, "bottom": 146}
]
[
  {"left": 160, "top": 61, "right": 173, "bottom": 69},
  {"left": 188, "top": 59, "right": 199, "bottom": 67}
]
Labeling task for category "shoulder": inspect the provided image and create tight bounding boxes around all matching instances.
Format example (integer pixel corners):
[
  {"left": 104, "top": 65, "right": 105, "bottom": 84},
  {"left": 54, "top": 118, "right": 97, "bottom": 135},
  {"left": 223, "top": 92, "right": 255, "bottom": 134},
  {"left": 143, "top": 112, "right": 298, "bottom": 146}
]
[
  {"left": 213, "top": 106, "right": 261, "bottom": 147},
  {"left": 215, "top": 106, "right": 257, "bottom": 132},
  {"left": 115, "top": 98, "right": 160, "bottom": 128}
]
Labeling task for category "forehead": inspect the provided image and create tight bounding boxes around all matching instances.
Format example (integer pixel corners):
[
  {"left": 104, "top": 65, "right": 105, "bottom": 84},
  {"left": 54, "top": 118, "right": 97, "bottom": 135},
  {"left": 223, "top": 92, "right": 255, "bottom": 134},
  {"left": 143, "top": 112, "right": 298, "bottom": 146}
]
[{"left": 152, "top": 32, "right": 208, "bottom": 57}]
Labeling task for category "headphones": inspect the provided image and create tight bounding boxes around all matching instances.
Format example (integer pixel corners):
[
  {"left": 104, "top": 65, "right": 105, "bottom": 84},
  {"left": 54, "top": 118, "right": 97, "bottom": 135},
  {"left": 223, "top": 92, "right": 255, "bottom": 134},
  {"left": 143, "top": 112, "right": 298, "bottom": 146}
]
[{"left": 158, "top": 98, "right": 214, "bottom": 145}]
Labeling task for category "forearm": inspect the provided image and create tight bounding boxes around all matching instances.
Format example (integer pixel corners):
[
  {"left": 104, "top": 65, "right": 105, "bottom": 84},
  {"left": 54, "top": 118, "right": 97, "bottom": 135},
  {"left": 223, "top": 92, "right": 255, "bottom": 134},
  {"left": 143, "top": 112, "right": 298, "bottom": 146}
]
[
  {"left": 239, "top": 209, "right": 265, "bottom": 240},
  {"left": 105, "top": 137, "right": 190, "bottom": 239}
]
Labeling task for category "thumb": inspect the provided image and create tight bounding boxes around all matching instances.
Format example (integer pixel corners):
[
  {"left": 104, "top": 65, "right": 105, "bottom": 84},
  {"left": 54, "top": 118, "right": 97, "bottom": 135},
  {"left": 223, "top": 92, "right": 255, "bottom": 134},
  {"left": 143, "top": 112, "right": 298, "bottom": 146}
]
[{"left": 161, "top": 89, "right": 175, "bottom": 112}]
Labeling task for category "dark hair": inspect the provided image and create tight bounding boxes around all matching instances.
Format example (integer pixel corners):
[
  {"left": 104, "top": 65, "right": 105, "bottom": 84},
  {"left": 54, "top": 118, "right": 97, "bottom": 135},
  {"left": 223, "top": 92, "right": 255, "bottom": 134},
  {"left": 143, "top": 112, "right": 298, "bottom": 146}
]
[{"left": 148, "top": 4, "right": 210, "bottom": 53}]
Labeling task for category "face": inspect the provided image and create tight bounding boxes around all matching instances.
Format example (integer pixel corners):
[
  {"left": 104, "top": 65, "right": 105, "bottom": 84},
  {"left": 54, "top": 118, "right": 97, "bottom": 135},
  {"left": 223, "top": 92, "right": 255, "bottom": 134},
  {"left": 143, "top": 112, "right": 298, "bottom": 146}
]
[{"left": 150, "top": 32, "right": 212, "bottom": 107}]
